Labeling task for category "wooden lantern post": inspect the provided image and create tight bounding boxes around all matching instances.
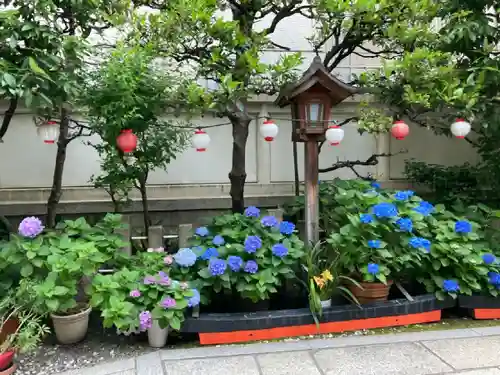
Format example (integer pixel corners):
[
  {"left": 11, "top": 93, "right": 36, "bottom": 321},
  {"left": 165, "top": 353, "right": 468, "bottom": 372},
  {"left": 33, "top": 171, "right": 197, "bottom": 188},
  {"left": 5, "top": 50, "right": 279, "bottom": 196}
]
[{"left": 275, "top": 56, "right": 357, "bottom": 245}]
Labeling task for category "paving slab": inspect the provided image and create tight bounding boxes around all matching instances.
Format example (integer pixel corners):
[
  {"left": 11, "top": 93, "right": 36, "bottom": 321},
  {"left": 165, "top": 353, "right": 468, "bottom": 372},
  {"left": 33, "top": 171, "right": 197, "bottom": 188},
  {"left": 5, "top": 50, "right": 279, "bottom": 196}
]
[
  {"left": 163, "top": 356, "right": 260, "bottom": 375},
  {"left": 136, "top": 352, "right": 163, "bottom": 375},
  {"left": 110, "top": 371, "right": 136, "bottom": 375},
  {"left": 423, "top": 336, "right": 500, "bottom": 370},
  {"left": 313, "top": 342, "right": 452, "bottom": 375},
  {"left": 257, "top": 351, "right": 321, "bottom": 375},
  {"left": 450, "top": 369, "right": 500, "bottom": 375},
  {"left": 54, "top": 358, "right": 135, "bottom": 375}
]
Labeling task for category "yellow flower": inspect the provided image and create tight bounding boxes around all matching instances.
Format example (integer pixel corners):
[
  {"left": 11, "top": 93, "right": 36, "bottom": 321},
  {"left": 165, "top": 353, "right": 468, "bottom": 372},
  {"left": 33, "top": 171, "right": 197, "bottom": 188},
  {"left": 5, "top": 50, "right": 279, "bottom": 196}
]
[
  {"left": 313, "top": 276, "right": 325, "bottom": 289},
  {"left": 321, "top": 270, "right": 333, "bottom": 281}
]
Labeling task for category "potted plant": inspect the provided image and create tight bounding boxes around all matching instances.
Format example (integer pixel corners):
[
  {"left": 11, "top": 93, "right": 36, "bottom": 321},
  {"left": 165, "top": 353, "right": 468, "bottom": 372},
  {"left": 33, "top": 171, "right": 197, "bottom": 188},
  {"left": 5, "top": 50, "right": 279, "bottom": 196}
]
[
  {"left": 90, "top": 253, "right": 199, "bottom": 348},
  {"left": 0, "top": 288, "right": 50, "bottom": 374},
  {"left": 169, "top": 207, "right": 305, "bottom": 310}
]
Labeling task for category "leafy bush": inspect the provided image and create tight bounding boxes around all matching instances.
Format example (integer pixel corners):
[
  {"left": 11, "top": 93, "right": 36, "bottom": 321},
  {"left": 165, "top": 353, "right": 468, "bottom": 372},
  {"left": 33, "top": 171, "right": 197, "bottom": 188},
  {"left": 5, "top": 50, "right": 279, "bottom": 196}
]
[
  {"left": 315, "top": 179, "right": 499, "bottom": 299},
  {"left": 169, "top": 208, "right": 305, "bottom": 303},
  {"left": 90, "top": 254, "right": 198, "bottom": 332}
]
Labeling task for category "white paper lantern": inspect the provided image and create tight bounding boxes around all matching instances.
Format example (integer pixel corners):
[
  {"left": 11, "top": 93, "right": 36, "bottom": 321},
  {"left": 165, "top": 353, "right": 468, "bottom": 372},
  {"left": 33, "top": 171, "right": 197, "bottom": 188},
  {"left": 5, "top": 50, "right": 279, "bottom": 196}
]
[
  {"left": 192, "top": 129, "right": 210, "bottom": 152},
  {"left": 450, "top": 118, "right": 471, "bottom": 138},
  {"left": 36, "top": 121, "right": 59, "bottom": 144},
  {"left": 259, "top": 119, "right": 279, "bottom": 142},
  {"left": 325, "top": 125, "right": 344, "bottom": 146}
]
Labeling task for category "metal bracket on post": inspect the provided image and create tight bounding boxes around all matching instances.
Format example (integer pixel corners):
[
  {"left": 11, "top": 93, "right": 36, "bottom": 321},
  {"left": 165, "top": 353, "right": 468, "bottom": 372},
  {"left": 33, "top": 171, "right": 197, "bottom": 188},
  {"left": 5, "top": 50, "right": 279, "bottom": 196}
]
[
  {"left": 395, "top": 282, "right": 414, "bottom": 302},
  {"left": 148, "top": 225, "right": 164, "bottom": 249}
]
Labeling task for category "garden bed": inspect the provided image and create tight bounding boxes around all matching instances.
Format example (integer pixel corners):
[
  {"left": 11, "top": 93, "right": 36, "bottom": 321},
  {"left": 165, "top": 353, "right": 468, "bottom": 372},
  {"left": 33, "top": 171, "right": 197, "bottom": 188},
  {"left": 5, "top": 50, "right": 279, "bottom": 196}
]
[
  {"left": 182, "top": 294, "right": 455, "bottom": 345},
  {"left": 458, "top": 295, "right": 500, "bottom": 319}
]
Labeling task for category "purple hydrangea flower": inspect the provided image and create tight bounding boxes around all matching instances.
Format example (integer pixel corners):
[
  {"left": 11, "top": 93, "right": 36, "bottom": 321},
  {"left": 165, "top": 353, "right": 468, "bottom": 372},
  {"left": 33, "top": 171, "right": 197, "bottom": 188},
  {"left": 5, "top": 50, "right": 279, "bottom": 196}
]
[
  {"left": 201, "top": 247, "right": 219, "bottom": 260},
  {"left": 483, "top": 253, "right": 496, "bottom": 265},
  {"left": 261, "top": 216, "right": 278, "bottom": 228},
  {"left": 143, "top": 275, "right": 156, "bottom": 285},
  {"left": 139, "top": 311, "right": 152, "bottom": 331},
  {"left": 272, "top": 243, "right": 288, "bottom": 258},
  {"left": 212, "top": 235, "right": 225, "bottom": 246},
  {"left": 372, "top": 203, "right": 398, "bottom": 218},
  {"left": 244, "top": 260, "right": 259, "bottom": 274},
  {"left": 244, "top": 235, "right": 262, "bottom": 253},
  {"left": 367, "top": 263, "right": 380, "bottom": 275},
  {"left": 414, "top": 201, "right": 434, "bottom": 216},
  {"left": 367, "top": 240, "right": 381, "bottom": 249},
  {"left": 160, "top": 297, "right": 176, "bottom": 308},
  {"left": 18, "top": 216, "right": 44, "bottom": 238},
  {"left": 443, "top": 279, "right": 460, "bottom": 293},
  {"left": 209, "top": 258, "right": 227, "bottom": 276},
  {"left": 157, "top": 272, "right": 171, "bottom": 286},
  {"left": 455, "top": 220, "right": 472, "bottom": 234},
  {"left": 360, "top": 214, "right": 374, "bottom": 224},
  {"left": 279, "top": 221, "right": 295, "bottom": 235},
  {"left": 164, "top": 255, "right": 173, "bottom": 265},
  {"left": 244, "top": 206, "right": 260, "bottom": 218},
  {"left": 129, "top": 290, "right": 141, "bottom": 298},
  {"left": 396, "top": 217, "right": 413, "bottom": 232},
  {"left": 187, "top": 289, "right": 201, "bottom": 307},
  {"left": 173, "top": 248, "right": 197, "bottom": 267},
  {"left": 195, "top": 227, "right": 209, "bottom": 237},
  {"left": 227, "top": 255, "right": 243, "bottom": 271}
]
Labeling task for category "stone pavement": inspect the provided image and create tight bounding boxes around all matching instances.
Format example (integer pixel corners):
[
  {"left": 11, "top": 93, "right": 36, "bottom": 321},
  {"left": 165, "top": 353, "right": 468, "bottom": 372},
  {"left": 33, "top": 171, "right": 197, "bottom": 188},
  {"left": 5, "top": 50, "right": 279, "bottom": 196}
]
[{"left": 55, "top": 326, "right": 500, "bottom": 375}]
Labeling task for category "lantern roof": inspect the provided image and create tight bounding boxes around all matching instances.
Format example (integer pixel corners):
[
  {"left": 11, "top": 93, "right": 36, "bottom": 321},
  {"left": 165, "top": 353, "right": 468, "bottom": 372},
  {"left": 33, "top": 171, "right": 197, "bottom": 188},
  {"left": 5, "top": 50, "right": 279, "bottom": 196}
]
[{"left": 275, "top": 55, "right": 357, "bottom": 108}]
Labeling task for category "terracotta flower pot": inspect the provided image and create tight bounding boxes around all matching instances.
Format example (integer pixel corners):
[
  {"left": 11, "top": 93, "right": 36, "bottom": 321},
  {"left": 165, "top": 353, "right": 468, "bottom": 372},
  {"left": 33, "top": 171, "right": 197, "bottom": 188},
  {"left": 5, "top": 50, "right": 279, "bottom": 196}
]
[
  {"left": 0, "top": 320, "right": 19, "bottom": 345},
  {"left": 349, "top": 281, "right": 393, "bottom": 304},
  {"left": 0, "top": 362, "right": 16, "bottom": 375}
]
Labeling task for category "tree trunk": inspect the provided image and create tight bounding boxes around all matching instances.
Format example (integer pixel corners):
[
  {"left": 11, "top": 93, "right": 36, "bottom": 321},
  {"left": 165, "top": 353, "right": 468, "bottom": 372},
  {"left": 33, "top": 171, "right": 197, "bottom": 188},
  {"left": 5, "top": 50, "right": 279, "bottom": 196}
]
[
  {"left": 293, "top": 139, "right": 300, "bottom": 196},
  {"left": 0, "top": 98, "right": 18, "bottom": 141},
  {"left": 138, "top": 173, "right": 150, "bottom": 238},
  {"left": 46, "top": 108, "right": 70, "bottom": 228},
  {"left": 228, "top": 117, "right": 251, "bottom": 213}
]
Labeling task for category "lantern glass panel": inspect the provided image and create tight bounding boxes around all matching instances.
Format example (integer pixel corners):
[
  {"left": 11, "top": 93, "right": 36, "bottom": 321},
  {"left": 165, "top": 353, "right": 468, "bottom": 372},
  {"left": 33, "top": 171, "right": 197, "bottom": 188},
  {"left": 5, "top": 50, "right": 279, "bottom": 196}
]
[{"left": 306, "top": 101, "right": 323, "bottom": 129}]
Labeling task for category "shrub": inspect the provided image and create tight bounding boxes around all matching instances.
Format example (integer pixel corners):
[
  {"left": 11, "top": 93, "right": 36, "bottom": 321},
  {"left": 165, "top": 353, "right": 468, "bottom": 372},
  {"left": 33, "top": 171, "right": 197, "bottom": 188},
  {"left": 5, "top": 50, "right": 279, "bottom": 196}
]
[{"left": 169, "top": 208, "right": 305, "bottom": 303}]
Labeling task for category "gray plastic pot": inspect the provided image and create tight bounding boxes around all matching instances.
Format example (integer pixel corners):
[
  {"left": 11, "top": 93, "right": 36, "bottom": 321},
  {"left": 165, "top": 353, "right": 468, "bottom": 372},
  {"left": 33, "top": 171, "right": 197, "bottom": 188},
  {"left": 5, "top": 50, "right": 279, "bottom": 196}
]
[{"left": 51, "top": 305, "right": 91, "bottom": 344}]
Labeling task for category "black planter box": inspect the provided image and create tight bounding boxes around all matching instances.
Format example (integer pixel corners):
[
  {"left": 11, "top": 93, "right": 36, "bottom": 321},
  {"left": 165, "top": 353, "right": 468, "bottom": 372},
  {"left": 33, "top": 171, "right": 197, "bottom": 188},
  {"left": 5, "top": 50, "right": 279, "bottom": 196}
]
[
  {"left": 459, "top": 295, "right": 500, "bottom": 319},
  {"left": 182, "top": 294, "right": 455, "bottom": 345}
]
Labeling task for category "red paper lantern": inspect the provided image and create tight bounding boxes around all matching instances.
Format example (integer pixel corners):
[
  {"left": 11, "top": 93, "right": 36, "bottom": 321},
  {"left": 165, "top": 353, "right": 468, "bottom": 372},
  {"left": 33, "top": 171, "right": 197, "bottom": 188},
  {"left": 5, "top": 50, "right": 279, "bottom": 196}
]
[
  {"left": 259, "top": 119, "right": 279, "bottom": 142},
  {"left": 391, "top": 120, "right": 409, "bottom": 140},
  {"left": 116, "top": 129, "right": 137, "bottom": 153},
  {"left": 450, "top": 118, "right": 471, "bottom": 138},
  {"left": 37, "top": 120, "right": 59, "bottom": 144}
]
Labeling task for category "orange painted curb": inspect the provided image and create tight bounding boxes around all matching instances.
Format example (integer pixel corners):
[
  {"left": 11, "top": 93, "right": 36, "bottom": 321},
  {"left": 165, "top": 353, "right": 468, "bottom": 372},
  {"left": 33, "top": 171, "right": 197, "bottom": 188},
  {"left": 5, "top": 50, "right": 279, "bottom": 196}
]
[
  {"left": 473, "top": 309, "right": 500, "bottom": 319},
  {"left": 198, "top": 310, "right": 442, "bottom": 345}
]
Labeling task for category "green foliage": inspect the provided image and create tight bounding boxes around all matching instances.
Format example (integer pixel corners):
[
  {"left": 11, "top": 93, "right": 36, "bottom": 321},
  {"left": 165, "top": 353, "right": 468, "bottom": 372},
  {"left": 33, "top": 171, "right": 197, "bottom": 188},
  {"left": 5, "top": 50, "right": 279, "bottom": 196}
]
[
  {"left": 90, "top": 257, "right": 196, "bottom": 332},
  {"left": 83, "top": 45, "right": 190, "bottom": 213},
  {"left": 169, "top": 211, "right": 305, "bottom": 303}
]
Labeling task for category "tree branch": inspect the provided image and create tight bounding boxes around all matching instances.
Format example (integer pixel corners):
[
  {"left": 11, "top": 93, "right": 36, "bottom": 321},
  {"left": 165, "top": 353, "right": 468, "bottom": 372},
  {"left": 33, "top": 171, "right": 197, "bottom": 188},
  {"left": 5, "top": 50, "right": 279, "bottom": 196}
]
[
  {"left": 319, "top": 150, "right": 407, "bottom": 173},
  {"left": 0, "top": 98, "right": 18, "bottom": 142}
]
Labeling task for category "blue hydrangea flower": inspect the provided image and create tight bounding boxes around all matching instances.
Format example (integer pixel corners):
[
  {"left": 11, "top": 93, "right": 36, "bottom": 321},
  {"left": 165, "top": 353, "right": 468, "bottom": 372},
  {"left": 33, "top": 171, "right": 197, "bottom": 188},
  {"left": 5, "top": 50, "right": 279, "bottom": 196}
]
[
  {"left": 244, "top": 260, "right": 258, "bottom": 274},
  {"left": 360, "top": 214, "right": 374, "bottom": 224},
  {"left": 396, "top": 217, "right": 413, "bottom": 232},
  {"left": 261, "top": 216, "right": 278, "bottom": 228},
  {"left": 367, "top": 263, "right": 380, "bottom": 275},
  {"left": 195, "top": 226, "right": 209, "bottom": 237},
  {"left": 372, "top": 202, "right": 398, "bottom": 218},
  {"left": 408, "top": 237, "right": 431, "bottom": 252},
  {"left": 208, "top": 258, "right": 227, "bottom": 276},
  {"left": 489, "top": 272, "right": 500, "bottom": 286},
  {"left": 187, "top": 289, "right": 200, "bottom": 308},
  {"left": 370, "top": 181, "right": 381, "bottom": 189},
  {"left": 394, "top": 190, "right": 414, "bottom": 201},
  {"left": 212, "top": 235, "right": 225, "bottom": 246},
  {"left": 227, "top": 255, "right": 243, "bottom": 271},
  {"left": 279, "top": 221, "right": 295, "bottom": 235},
  {"left": 244, "top": 235, "right": 262, "bottom": 253},
  {"left": 414, "top": 201, "right": 434, "bottom": 216},
  {"left": 173, "top": 248, "right": 197, "bottom": 267},
  {"left": 455, "top": 220, "right": 472, "bottom": 234},
  {"left": 244, "top": 206, "right": 260, "bottom": 218},
  {"left": 443, "top": 279, "right": 460, "bottom": 293},
  {"left": 201, "top": 247, "right": 219, "bottom": 260},
  {"left": 192, "top": 246, "right": 204, "bottom": 258},
  {"left": 368, "top": 240, "right": 381, "bottom": 248},
  {"left": 272, "top": 244, "right": 288, "bottom": 257},
  {"left": 483, "top": 253, "right": 496, "bottom": 265}
]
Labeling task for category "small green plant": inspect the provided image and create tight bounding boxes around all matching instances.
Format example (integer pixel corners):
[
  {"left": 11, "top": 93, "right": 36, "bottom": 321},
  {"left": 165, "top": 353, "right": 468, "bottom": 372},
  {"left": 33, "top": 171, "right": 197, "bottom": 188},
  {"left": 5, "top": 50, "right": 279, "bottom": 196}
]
[
  {"left": 170, "top": 207, "right": 305, "bottom": 303},
  {"left": 90, "top": 253, "right": 199, "bottom": 332}
]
